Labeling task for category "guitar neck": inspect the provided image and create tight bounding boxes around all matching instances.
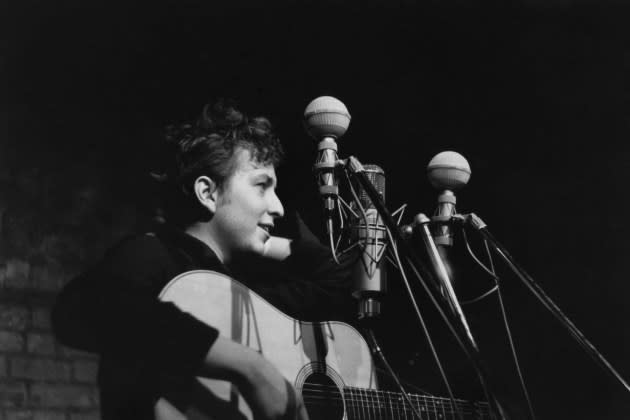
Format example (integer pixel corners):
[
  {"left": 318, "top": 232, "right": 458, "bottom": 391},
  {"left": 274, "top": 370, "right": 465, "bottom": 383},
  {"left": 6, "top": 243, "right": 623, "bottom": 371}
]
[{"left": 342, "top": 386, "right": 490, "bottom": 420}]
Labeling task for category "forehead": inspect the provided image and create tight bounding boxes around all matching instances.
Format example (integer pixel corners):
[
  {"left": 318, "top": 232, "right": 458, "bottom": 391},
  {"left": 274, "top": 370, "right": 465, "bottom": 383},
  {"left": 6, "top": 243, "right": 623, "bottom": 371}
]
[{"left": 230, "top": 148, "right": 277, "bottom": 180}]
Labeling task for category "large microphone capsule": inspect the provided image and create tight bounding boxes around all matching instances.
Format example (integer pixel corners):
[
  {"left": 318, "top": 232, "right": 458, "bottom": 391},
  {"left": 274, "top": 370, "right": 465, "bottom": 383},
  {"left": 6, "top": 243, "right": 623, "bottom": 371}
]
[
  {"left": 427, "top": 151, "right": 471, "bottom": 191},
  {"left": 304, "top": 96, "right": 351, "bottom": 221},
  {"left": 427, "top": 151, "right": 471, "bottom": 246},
  {"left": 304, "top": 96, "right": 351, "bottom": 140},
  {"left": 350, "top": 164, "right": 387, "bottom": 320}
]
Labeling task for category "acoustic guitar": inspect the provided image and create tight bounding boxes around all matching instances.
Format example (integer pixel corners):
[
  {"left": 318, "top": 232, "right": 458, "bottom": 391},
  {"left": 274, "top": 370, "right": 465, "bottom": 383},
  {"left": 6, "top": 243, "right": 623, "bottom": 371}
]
[{"left": 155, "top": 270, "right": 489, "bottom": 419}]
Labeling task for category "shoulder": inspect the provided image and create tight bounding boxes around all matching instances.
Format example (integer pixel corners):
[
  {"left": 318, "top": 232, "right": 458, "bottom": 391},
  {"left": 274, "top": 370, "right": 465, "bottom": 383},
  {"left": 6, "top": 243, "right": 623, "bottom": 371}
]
[
  {"left": 100, "top": 232, "right": 176, "bottom": 281},
  {"left": 106, "top": 232, "right": 169, "bottom": 261}
]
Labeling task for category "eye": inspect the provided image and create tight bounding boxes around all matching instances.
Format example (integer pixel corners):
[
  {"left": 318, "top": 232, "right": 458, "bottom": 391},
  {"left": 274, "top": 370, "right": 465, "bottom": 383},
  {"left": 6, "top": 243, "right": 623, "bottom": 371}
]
[{"left": 256, "top": 183, "right": 268, "bottom": 193}]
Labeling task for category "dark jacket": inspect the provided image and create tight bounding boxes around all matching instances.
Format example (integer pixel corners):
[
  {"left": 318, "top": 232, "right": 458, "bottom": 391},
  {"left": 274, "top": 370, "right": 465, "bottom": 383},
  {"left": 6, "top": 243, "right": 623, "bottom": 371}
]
[{"left": 52, "top": 213, "right": 357, "bottom": 419}]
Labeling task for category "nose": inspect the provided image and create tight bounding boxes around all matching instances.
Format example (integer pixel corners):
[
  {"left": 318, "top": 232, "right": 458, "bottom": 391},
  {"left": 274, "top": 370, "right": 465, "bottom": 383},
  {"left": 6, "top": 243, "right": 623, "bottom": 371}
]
[{"left": 268, "top": 189, "right": 285, "bottom": 219}]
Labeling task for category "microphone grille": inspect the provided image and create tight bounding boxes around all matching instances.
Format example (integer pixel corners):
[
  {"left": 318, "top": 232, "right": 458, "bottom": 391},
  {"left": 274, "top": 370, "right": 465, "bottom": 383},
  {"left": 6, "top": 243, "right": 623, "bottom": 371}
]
[
  {"left": 359, "top": 164, "right": 385, "bottom": 209},
  {"left": 304, "top": 96, "right": 351, "bottom": 140},
  {"left": 427, "top": 151, "right": 471, "bottom": 191}
]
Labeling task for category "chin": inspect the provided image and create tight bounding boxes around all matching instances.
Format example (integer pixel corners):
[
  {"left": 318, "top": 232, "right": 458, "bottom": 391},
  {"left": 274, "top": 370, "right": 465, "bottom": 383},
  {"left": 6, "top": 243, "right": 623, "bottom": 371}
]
[{"left": 249, "top": 241, "right": 267, "bottom": 257}]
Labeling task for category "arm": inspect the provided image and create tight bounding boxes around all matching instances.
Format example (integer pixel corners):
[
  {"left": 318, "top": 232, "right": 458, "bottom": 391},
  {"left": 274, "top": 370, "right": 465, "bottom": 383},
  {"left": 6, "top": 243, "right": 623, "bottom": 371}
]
[
  {"left": 53, "top": 234, "right": 307, "bottom": 419},
  {"left": 247, "top": 212, "right": 360, "bottom": 321},
  {"left": 202, "top": 336, "right": 309, "bottom": 420},
  {"left": 263, "top": 212, "right": 359, "bottom": 281},
  {"left": 51, "top": 234, "right": 218, "bottom": 379}
]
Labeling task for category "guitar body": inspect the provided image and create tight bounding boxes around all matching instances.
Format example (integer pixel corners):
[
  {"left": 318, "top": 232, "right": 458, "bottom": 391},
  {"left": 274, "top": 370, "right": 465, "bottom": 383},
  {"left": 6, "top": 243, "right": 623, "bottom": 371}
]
[{"left": 156, "top": 270, "right": 377, "bottom": 420}]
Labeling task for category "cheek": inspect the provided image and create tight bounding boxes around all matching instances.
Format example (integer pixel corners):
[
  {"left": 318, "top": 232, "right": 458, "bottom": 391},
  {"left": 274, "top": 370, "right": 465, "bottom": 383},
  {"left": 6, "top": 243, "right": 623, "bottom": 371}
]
[
  {"left": 219, "top": 191, "right": 265, "bottom": 232},
  {"left": 234, "top": 191, "right": 266, "bottom": 219},
  {"left": 224, "top": 202, "right": 257, "bottom": 233}
]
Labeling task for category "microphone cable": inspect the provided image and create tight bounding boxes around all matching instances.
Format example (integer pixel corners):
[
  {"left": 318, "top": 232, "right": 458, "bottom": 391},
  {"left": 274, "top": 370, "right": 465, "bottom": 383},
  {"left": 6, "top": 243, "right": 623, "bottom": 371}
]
[
  {"left": 343, "top": 166, "right": 463, "bottom": 419},
  {"left": 460, "top": 223, "right": 537, "bottom": 420},
  {"left": 362, "top": 327, "right": 426, "bottom": 420},
  {"left": 386, "top": 227, "right": 465, "bottom": 420},
  {"left": 459, "top": 227, "right": 500, "bottom": 304}
]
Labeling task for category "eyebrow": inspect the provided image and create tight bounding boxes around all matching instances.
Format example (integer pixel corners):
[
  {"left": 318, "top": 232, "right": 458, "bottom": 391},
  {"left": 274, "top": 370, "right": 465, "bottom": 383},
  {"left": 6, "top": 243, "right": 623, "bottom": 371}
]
[{"left": 253, "top": 173, "right": 277, "bottom": 187}]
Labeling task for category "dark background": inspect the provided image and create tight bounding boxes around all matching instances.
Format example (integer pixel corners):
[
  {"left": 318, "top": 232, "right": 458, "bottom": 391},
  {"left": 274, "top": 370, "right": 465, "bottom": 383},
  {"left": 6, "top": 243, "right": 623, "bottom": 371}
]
[{"left": 3, "top": 0, "right": 630, "bottom": 418}]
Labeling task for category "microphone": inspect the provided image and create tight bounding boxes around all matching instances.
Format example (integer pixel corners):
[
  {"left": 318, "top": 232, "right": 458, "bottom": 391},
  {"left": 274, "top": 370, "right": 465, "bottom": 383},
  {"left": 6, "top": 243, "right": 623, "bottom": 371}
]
[
  {"left": 303, "top": 96, "right": 351, "bottom": 225},
  {"left": 427, "top": 151, "right": 471, "bottom": 246},
  {"left": 350, "top": 164, "right": 387, "bottom": 320}
]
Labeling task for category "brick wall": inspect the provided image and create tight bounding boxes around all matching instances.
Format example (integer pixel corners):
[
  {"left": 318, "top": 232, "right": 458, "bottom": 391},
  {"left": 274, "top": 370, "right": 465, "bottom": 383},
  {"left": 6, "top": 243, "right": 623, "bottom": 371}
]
[
  {"left": 0, "top": 166, "right": 137, "bottom": 420},
  {"left": 0, "top": 284, "right": 100, "bottom": 419}
]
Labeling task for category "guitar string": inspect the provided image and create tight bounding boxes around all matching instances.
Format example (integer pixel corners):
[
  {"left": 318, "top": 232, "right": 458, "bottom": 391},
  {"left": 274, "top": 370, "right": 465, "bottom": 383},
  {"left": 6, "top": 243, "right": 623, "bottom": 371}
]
[
  {"left": 301, "top": 384, "right": 472, "bottom": 403},
  {"left": 298, "top": 403, "right": 473, "bottom": 420},
  {"left": 300, "top": 386, "right": 479, "bottom": 411},
  {"left": 299, "top": 399, "right": 488, "bottom": 418},
  {"left": 301, "top": 396, "right": 477, "bottom": 413},
  {"left": 299, "top": 397, "right": 481, "bottom": 420},
  {"left": 365, "top": 387, "right": 375, "bottom": 420},
  {"left": 300, "top": 394, "right": 481, "bottom": 414},
  {"left": 347, "top": 387, "right": 356, "bottom": 420},
  {"left": 300, "top": 396, "right": 478, "bottom": 413},
  {"left": 301, "top": 390, "right": 478, "bottom": 407},
  {"left": 300, "top": 403, "right": 475, "bottom": 417},
  {"left": 300, "top": 395, "right": 482, "bottom": 414},
  {"left": 299, "top": 404, "right": 481, "bottom": 420},
  {"left": 298, "top": 407, "right": 472, "bottom": 420},
  {"left": 300, "top": 400, "right": 476, "bottom": 416},
  {"left": 303, "top": 389, "right": 487, "bottom": 406},
  {"left": 360, "top": 388, "right": 369, "bottom": 420}
]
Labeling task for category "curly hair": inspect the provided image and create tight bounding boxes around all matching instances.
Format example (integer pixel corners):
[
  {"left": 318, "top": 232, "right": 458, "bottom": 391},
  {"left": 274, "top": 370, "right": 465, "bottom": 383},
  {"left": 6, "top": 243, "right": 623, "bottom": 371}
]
[{"left": 158, "top": 99, "right": 284, "bottom": 226}]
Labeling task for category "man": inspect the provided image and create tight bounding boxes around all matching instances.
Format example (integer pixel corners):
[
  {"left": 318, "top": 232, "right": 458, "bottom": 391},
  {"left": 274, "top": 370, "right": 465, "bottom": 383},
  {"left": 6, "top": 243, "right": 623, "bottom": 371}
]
[{"left": 52, "top": 100, "right": 357, "bottom": 419}]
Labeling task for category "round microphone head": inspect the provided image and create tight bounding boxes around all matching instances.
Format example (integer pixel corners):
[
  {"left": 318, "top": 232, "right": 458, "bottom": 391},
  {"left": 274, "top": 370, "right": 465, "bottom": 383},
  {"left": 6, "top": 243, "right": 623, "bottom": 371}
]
[
  {"left": 304, "top": 96, "right": 351, "bottom": 140},
  {"left": 427, "top": 151, "right": 471, "bottom": 191}
]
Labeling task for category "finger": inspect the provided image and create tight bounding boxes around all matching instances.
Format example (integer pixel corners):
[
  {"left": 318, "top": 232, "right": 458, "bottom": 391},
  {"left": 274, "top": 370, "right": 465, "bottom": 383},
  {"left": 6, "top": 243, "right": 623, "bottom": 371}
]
[
  {"left": 297, "top": 400, "right": 310, "bottom": 420},
  {"left": 282, "top": 381, "right": 297, "bottom": 420}
]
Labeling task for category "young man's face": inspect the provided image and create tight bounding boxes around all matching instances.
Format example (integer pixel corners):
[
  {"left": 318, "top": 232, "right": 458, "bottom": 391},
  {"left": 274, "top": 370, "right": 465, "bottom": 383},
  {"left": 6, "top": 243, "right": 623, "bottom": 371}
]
[{"left": 209, "top": 148, "right": 284, "bottom": 261}]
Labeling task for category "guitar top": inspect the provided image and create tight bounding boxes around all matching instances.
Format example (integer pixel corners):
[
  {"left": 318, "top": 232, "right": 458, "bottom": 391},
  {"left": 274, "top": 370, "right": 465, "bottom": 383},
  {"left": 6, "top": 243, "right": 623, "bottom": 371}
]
[{"left": 156, "top": 270, "right": 489, "bottom": 420}]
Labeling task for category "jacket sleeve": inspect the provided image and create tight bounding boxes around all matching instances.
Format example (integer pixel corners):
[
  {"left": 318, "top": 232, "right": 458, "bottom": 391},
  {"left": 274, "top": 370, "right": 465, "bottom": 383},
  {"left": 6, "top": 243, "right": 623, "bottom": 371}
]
[
  {"left": 51, "top": 234, "right": 219, "bottom": 378},
  {"left": 251, "top": 212, "right": 361, "bottom": 321}
]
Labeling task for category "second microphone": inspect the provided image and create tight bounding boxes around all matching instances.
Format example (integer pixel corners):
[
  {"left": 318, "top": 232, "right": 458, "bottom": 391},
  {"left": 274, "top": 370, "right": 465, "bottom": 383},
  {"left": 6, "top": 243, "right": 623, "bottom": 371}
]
[{"left": 350, "top": 164, "right": 388, "bottom": 320}]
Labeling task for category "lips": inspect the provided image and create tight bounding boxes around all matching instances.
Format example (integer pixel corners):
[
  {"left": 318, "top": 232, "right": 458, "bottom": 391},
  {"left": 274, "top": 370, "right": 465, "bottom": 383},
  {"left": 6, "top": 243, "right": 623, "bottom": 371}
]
[{"left": 258, "top": 223, "right": 274, "bottom": 235}]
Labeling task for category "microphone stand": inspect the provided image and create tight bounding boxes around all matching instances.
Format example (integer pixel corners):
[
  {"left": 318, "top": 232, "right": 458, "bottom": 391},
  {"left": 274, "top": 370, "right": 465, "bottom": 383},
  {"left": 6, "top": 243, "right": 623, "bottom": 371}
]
[
  {"left": 412, "top": 214, "right": 478, "bottom": 348},
  {"left": 343, "top": 156, "right": 509, "bottom": 419},
  {"left": 460, "top": 212, "right": 630, "bottom": 394}
]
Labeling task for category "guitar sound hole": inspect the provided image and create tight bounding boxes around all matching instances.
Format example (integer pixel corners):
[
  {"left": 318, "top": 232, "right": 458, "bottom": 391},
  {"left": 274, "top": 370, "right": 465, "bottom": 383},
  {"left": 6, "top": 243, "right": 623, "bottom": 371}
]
[{"left": 301, "top": 372, "right": 344, "bottom": 420}]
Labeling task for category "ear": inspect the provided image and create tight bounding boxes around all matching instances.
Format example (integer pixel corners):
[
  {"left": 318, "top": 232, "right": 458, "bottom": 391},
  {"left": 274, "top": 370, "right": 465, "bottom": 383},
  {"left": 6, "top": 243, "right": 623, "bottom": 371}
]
[{"left": 193, "top": 175, "right": 219, "bottom": 214}]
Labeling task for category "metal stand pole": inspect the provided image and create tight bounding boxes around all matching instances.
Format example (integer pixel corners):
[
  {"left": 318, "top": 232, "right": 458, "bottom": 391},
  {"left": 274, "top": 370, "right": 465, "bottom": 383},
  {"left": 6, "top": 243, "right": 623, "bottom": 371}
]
[
  {"left": 344, "top": 156, "right": 508, "bottom": 419},
  {"left": 413, "top": 214, "right": 478, "bottom": 348},
  {"left": 463, "top": 212, "right": 630, "bottom": 394}
]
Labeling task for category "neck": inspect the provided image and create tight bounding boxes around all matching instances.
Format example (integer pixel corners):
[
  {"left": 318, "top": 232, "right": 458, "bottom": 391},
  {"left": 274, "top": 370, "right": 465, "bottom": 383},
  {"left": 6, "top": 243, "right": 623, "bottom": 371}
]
[{"left": 185, "top": 222, "right": 228, "bottom": 264}]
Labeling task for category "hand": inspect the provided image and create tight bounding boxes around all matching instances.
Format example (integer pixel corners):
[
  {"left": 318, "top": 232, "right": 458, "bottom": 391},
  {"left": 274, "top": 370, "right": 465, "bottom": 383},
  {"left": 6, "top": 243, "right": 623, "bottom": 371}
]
[
  {"left": 240, "top": 355, "right": 309, "bottom": 420},
  {"left": 201, "top": 337, "right": 309, "bottom": 420}
]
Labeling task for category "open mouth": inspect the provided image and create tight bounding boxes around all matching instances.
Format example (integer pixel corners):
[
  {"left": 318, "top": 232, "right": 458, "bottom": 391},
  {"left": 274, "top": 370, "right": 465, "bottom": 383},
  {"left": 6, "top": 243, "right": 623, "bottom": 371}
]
[{"left": 258, "top": 224, "right": 273, "bottom": 235}]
